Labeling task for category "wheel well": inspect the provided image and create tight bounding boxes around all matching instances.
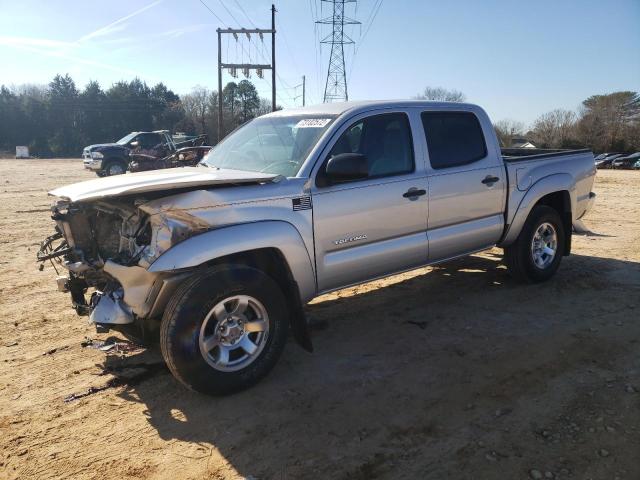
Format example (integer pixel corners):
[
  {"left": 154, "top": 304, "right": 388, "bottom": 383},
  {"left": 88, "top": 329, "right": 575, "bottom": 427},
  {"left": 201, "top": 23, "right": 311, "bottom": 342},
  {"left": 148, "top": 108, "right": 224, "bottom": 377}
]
[
  {"left": 205, "top": 248, "right": 313, "bottom": 351},
  {"left": 207, "top": 248, "right": 299, "bottom": 302},
  {"left": 534, "top": 190, "right": 572, "bottom": 255}
]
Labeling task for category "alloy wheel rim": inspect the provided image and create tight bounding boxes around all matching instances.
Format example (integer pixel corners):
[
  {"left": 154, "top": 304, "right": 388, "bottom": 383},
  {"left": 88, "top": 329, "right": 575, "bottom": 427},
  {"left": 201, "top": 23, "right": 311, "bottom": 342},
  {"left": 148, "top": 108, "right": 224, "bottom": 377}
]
[
  {"left": 531, "top": 222, "right": 558, "bottom": 269},
  {"left": 199, "top": 295, "right": 269, "bottom": 372}
]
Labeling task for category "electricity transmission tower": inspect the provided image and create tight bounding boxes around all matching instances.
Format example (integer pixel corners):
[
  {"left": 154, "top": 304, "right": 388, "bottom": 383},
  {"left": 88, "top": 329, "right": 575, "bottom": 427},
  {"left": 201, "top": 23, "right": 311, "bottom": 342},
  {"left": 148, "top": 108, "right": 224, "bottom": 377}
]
[{"left": 316, "top": 0, "right": 360, "bottom": 102}]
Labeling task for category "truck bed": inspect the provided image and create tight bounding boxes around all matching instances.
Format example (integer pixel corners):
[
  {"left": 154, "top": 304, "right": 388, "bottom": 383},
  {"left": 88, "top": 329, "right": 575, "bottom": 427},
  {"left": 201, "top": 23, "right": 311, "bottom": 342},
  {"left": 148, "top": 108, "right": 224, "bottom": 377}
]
[
  {"left": 501, "top": 147, "right": 596, "bottom": 243},
  {"left": 502, "top": 148, "right": 591, "bottom": 163}
]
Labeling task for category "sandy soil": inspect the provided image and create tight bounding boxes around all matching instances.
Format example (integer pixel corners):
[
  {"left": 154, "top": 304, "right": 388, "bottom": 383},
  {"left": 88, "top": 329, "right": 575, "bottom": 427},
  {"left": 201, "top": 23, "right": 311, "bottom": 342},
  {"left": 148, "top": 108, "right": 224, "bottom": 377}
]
[{"left": 0, "top": 160, "right": 638, "bottom": 480}]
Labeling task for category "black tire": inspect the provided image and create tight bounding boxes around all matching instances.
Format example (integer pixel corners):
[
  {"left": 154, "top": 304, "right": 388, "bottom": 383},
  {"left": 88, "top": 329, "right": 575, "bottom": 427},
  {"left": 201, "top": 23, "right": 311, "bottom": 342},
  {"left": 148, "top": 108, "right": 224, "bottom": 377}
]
[
  {"left": 160, "top": 265, "right": 289, "bottom": 395},
  {"left": 504, "top": 205, "right": 565, "bottom": 283},
  {"left": 102, "top": 160, "right": 127, "bottom": 176}
]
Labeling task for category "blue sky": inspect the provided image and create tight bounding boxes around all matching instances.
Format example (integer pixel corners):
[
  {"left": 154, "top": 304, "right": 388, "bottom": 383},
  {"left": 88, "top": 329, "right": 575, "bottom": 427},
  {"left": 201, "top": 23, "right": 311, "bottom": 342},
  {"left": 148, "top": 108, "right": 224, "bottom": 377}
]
[{"left": 0, "top": 0, "right": 638, "bottom": 125}]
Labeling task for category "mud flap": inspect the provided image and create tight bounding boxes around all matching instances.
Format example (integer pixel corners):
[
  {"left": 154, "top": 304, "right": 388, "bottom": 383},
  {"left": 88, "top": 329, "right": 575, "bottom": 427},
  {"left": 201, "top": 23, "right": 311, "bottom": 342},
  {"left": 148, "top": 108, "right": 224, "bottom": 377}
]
[{"left": 289, "top": 280, "right": 313, "bottom": 352}]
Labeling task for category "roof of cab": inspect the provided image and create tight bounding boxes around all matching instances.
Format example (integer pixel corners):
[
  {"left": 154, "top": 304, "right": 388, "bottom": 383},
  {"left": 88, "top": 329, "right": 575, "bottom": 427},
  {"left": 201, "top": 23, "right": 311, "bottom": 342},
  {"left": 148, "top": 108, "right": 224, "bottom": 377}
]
[{"left": 263, "top": 99, "right": 479, "bottom": 118}]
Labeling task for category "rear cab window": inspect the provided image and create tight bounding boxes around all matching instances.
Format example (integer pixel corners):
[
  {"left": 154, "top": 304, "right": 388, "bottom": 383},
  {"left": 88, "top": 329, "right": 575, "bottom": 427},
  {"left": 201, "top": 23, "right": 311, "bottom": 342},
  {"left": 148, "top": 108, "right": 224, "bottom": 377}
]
[
  {"left": 421, "top": 111, "right": 487, "bottom": 169},
  {"left": 139, "top": 133, "right": 163, "bottom": 148}
]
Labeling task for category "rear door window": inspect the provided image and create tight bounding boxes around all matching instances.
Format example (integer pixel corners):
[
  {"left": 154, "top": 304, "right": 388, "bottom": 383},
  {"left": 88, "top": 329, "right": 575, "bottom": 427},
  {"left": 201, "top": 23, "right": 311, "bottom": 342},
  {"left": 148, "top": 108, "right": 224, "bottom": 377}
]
[{"left": 421, "top": 112, "right": 487, "bottom": 169}]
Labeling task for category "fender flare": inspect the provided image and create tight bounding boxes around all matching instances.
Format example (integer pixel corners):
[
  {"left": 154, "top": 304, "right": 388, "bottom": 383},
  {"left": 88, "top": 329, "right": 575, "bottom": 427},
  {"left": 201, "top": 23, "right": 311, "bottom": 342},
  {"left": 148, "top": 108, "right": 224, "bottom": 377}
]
[
  {"left": 148, "top": 220, "right": 317, "bottom": 303},
  {"left": 500, "top": 173, "right": 575, "bottom": 246}
]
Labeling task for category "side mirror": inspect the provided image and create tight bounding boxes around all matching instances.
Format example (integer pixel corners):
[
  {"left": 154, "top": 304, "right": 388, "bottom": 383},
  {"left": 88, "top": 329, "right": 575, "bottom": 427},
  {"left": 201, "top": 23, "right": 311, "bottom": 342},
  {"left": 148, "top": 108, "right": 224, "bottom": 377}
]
[
  {"left": 129, "top": 141, "right": 139, "bottom": 148},
  {"left": 324, "top": 153, "right": 368, "bottom": 184}
]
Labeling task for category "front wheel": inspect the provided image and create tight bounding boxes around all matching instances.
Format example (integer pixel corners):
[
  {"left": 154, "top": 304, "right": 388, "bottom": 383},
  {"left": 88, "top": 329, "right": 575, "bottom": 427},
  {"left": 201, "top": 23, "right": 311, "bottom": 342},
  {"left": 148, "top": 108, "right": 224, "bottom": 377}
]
[
  {"left": 102, "top": 160, "right": 127, "bottom": 176},
  {"left": 160, "top": 265, "right": 289, "bottom": 395},
  {"left": 504, "top": 205, "right": 565, "bottom": 283}
]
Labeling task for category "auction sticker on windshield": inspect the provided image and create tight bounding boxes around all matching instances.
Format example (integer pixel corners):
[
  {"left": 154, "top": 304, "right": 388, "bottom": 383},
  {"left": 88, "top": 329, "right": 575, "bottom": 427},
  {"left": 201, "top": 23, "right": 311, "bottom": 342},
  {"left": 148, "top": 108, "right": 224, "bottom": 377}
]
[{"left": 295, "top": 118, "right": 332, "bottom": 128}]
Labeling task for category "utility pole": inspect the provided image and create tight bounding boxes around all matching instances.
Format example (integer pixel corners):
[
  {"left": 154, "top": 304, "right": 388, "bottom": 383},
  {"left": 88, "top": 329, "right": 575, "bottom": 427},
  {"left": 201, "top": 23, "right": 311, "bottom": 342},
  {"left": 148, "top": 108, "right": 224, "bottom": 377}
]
[
  {"left": 216, "top": 5, "right": 276, "bottom": 142},
  {"left": 316, "top": 0, "right": 360, "bottom": 102},
  {"left": 294, "top": 75, "right": 306, "bottom": 106},
  {"left": 271, "top": 4, "right": 276, "bottom": 112},
  {"left": 217, "top": 28, "right": 223, "bottom": 144}
]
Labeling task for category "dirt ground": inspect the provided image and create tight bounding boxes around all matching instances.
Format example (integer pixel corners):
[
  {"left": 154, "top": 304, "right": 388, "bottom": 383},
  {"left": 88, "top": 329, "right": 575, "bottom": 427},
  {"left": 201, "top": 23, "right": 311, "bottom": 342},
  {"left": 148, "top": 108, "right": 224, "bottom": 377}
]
[{"left": 0, "top": 160, "right": 638, "bottom": 480}]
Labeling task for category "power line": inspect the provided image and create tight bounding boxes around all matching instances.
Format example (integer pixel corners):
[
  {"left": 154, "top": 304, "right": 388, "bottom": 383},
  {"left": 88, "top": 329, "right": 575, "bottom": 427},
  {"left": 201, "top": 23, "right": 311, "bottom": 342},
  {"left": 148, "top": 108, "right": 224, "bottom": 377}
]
[
  {"left": 349, "top": 0, "right": 383, "bottom": 81},
  {"left": 240, "top": 27, "right": 296, "bottom": 95},
  {"left": 280, "top": 27, "right": 303, "bottom": 78},
  {"left": 216, "top": 0, "right": 242, "bottom": 26},
  {"left": 232, "top": 0, "right": 273, "bottom": 72},
  {"left": 359, "top": 0, "right": 383, "bottom": 47},
  {"left": 232, "top": 0, "right": 257, "bottom": 28},
  {"left": 309, "top": 0, "right": 322, "bottom": 102},
  {"left": 236, "top": 0, "right": 303, "bottom": 82},
  {"left": 197, "top": 1, "right": 293, "bottom": 107},
  {"left": 217, "top": 0, "right": 298, "bottom": 104},
  {"left": 197, "top": 0, "right": 226, "bottom": 25}
]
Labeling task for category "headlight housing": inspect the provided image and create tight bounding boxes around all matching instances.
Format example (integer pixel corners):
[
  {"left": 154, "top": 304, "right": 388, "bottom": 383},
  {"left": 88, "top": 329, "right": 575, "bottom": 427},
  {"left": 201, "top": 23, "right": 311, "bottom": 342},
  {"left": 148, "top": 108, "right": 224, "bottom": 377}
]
[{"left": 91, "top": 151, "right": 104, "bottom": 159}]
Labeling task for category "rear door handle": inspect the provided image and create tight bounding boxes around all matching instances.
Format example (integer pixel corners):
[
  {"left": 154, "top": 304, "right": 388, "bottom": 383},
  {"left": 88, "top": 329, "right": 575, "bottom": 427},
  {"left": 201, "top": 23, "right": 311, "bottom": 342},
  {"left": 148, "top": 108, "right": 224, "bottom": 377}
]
[
  {"left": 481, "top": 175, "right": 500, "bottom": 186},
  {"left": 403, "top": 188, "right": 427, "bottom": 199}
]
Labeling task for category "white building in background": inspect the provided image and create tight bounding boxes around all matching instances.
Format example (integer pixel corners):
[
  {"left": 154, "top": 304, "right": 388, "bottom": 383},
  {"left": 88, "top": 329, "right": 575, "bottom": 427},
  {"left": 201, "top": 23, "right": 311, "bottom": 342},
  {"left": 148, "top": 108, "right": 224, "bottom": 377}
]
[
  {"left": 510, "top": 137, "right": 537, "bottom": 148},
  {"left": 15, "top": 146, "right": 29, "bottom": 158}
]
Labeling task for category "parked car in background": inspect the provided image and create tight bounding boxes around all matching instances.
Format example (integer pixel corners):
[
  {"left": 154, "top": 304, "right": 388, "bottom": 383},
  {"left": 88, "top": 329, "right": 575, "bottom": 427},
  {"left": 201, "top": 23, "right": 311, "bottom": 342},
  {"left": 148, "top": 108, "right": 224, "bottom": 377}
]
[
  {"left": 632, "top": 159, "right": 640, "bottom": 170},
  {"left": 174, "top": 134, "right": 208, "bottom": 149},
  {"left": 173, "top": 133, "right": 208, "bottom": 147},
  {"left": 40, "top": 100, "right": 597, "bottom": 395},
  {"left": 129, "top": 145, "right": 212, "bottom": 172},
  {"left": 83, "top": 130, "right": 208, "bottom": 176},
  {"left": 595, "top": 153, "right": 623, "bottom": 169},
  {"left": 83, "top": 130, "right": 176, "bottom": 176},
  {"left": 611, "top": 152, "right": 640, "bottom": 169}
]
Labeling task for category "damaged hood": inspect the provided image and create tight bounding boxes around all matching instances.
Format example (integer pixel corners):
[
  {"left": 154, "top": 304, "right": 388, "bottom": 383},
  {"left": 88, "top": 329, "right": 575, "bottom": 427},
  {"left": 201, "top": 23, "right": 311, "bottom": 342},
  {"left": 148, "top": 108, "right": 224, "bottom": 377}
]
[{"left": 50, "top": 167, "right": 281, "bottom": 202}]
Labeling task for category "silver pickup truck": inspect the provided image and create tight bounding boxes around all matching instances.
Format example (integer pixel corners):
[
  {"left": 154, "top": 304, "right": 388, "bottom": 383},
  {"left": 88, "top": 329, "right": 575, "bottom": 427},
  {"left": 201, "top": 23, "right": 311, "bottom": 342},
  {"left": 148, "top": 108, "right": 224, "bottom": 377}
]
[{"left": 39, "top": 100, "right": 596, "bottom": 395}]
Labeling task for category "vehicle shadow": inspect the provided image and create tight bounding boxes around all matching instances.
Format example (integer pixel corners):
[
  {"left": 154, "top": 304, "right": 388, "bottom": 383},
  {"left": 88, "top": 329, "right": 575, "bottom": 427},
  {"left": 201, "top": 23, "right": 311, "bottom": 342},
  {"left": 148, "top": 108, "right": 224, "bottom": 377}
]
[{"left": 104, "top": 251, "right": 640, "bottom": 478}]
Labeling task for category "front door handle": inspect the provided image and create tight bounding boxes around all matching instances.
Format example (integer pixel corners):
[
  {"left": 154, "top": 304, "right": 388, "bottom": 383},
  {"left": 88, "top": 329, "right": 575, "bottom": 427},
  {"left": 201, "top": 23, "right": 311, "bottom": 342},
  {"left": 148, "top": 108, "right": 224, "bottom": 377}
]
[
  {"left": 403, "top": 188, "right": 427, "bottom": 199},
  {"left": 481, "top": 175, "right": 500, "bottom": 186}
]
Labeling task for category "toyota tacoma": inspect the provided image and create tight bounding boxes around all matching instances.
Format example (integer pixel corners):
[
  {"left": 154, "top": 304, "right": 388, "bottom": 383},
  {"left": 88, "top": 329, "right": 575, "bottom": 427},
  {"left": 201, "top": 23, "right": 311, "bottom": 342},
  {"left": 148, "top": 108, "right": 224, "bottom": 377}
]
[{"left": 39, "top": 101, "right": 597, "bottom": 395}]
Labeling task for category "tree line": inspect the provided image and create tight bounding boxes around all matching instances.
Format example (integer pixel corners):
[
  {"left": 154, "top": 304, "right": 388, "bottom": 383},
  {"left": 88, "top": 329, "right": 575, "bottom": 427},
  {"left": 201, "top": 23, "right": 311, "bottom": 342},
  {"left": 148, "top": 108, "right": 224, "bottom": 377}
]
[
  {"left": 1, "top": 76, "right": 638, "bottom": 157},
  {"left": 417, "top": 87, "right": 640, "bottom": 153},
  {"left": 0, "top": 74, "right": 272, "bottom": 157}
]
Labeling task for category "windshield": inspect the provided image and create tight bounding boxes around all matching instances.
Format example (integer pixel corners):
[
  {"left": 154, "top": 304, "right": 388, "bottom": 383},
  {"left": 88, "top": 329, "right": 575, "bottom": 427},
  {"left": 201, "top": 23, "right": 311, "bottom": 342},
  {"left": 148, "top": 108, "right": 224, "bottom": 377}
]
[
  {"left": 116, "top": 132, "right": 137, "bottom": 145},
  {"left": 201, "top": 115, "right": 336, "bottom": 176}
]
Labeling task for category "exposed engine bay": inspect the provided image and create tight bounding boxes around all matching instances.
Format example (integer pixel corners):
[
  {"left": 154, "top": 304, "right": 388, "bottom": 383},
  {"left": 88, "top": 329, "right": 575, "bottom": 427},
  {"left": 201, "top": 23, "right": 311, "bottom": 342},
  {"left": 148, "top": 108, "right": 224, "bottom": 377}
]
[
  {"left": 37, "top": 196, "right": 208, "bottom": 337},
  {"left": 36, "top": 167, "right": 283, "bottom": 341},
  {"left": 50, "top": 199, "right": 148, "bottom": 267}
]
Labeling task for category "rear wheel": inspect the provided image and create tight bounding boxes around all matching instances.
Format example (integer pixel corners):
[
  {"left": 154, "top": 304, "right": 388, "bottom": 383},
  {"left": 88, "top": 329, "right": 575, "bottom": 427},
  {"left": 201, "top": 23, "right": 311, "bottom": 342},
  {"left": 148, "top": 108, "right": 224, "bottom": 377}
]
[
  {"left": 160, "top": 265, "right": 289, "bottom": 395},
  {"left": 504, "top": 205, "right": 565, "bottom": 283}
]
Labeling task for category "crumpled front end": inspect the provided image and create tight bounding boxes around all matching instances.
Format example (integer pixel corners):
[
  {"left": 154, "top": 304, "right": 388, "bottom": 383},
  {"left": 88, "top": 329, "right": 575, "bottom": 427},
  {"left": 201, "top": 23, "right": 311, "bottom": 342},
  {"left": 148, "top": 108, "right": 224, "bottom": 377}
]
[{"left": 37, "top": 196, "right": 208, "bottom": 335}]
